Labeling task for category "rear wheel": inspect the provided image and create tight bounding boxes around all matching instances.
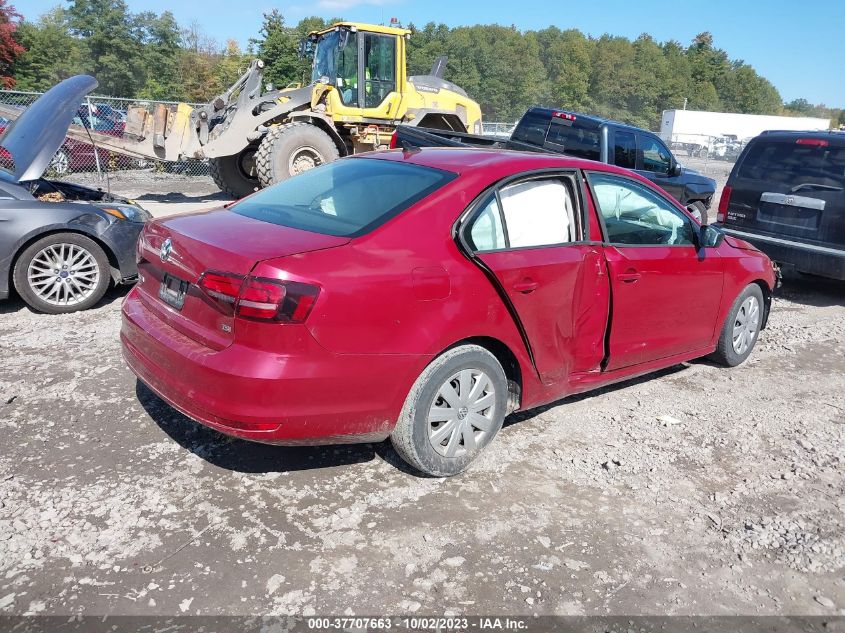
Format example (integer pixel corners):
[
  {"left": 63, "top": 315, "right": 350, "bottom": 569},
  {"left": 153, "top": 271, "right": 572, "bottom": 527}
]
[
  {"left": 209, "top": 146, "right": 260, "bottom": 198},
  {"left": 13, "top": 233, "right": 111, "bottom": 314},
  {"left": 390, "top": 345, "right": 508, "bottom": 477},
  {"left": 255, "top": 122, "right": 340, "bottom": 188},
  {"left": 710, "top": 284, "right": 764, "bottom": 367}
]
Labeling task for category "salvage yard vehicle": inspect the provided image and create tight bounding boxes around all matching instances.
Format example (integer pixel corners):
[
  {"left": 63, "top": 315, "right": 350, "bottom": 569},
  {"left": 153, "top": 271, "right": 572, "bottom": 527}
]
[
  {"left": 0, "top": 76, "right": 150, "bottom": 314},
  {"left": 0, "top": 23, "right": 483, "bottom": 199},
  {"left": 717, "top": 131, "right": 845, "bottom": 281},
  {"left": 121, "top": 146, "right": 778, "bottom": 476},
  {"left": 392, "top": 106, "right": 717, "bottom": 221}
]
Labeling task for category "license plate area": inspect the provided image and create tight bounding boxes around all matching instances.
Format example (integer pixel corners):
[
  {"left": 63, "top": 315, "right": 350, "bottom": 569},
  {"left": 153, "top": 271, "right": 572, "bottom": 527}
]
[{"left": 158, "top": 273, "right": 189, "bottom": 310}]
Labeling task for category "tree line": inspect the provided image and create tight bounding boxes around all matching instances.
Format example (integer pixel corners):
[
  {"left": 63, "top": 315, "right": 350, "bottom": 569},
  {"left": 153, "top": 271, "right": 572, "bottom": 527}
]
[{"left": 3, "top": 0, "right": 843, "bottom": 130}]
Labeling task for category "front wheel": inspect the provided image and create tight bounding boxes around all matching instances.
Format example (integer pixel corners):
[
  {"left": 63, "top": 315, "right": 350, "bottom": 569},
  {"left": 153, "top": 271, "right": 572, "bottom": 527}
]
[
  {"left": 255, "top": 122, "right": 340, "bottom": 188},
  {"left": 13, "top": 233, "right": 111, "bottom": 314},
  {"left": 390, "top": 345, "right": 508, "bottom": 477},
  {"left": 710, "top": 284, "right": 765, "bottom": 367}
]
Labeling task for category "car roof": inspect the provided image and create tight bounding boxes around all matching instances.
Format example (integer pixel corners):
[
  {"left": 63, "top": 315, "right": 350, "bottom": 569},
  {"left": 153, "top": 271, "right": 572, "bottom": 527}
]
[
  {"left": 358, "top": 146, "right": 635, "bottom": 177},
  {"left": 753, "top": 130, "right": 845, "bottom": 145},
  {"left": 524, "top": 106, "right": 648, "bottom": 135}
]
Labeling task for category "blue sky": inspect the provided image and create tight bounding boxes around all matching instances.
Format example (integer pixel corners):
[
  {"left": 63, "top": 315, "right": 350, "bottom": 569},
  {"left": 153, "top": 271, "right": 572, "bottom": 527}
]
[{"left": 19, "top": 0, "right": 844, "bottom": 107}]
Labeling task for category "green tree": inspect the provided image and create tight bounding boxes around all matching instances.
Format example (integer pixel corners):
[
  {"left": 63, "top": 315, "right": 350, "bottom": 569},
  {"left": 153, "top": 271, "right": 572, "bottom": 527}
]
[
  {"left": 251, "top": 10, "right": 301, "bottom": 89},
  {"left": 136, "top": 10, "right": 181, "bottom": 100},
  {"left": 66, "top": 0, "right": 144, "bottom": 96},
  {"left": 12, "top": 8, "right": 83, "bottom": 91},
  {"left": 533, "top": 27, "right": 592, "bottom": 111}
]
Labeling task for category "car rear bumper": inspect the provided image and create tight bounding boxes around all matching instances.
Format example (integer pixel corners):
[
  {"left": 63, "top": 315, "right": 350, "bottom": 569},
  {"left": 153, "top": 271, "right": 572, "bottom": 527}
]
[
  {"left": 720, "top": 227, "right": 845, "bottom": 281},
  {"left": 121, "top": 287, "right": 426, "bottom": 445}
]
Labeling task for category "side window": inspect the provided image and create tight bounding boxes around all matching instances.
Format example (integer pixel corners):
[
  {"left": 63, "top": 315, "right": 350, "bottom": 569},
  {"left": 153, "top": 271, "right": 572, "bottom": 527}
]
[
  {"left": 640, "top": 135, "right": 671, "bottom": 175},
  {"left": 466, "top": 178, "right": 576, "bottom": 251},
  {"left": 590, "top": 173, "right": 695, "bottom": 246},
  {"left": 468, "top": 196, "right": 506, "bottom": 252},
  {"left": 336, "top": 32, "right": 359, "bottom": 106},
  {"left": 363, "top": 34, "right": 396, "bottom": 108},
  {"left": 614, "top": 131, "right": 636, "bottom": 169}
]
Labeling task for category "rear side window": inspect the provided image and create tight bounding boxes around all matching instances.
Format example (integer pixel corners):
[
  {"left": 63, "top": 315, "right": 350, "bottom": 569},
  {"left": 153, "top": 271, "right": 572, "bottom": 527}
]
[
  {"left": 232, "top": 159, "right": 455, "bottom": 237},
  {"left": 544, "top": 119, "right": 601, "bottom": 161},
  {"left": 737, "top": 141, "right": 845, "bottom": 190},
  {"left": 614, "top": 131, "right": 636, "bottom": 169},
  {"left": 511, "top": 110, "right": 550, "bottom": 146},
  {"left": 466, "top": 178, "right": 576, "bottom": 251}
]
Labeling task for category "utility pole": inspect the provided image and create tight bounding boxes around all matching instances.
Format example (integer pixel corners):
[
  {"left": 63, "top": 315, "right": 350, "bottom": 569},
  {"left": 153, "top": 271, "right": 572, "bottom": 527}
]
[{"left": 683, "top": 98, "right": 688, "bottom": 111}]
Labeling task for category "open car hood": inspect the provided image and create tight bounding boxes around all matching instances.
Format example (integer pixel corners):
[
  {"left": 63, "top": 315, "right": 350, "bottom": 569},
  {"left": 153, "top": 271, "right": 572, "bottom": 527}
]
[{"left": 0, "top": 75, "right": 98, "bottom": 183}]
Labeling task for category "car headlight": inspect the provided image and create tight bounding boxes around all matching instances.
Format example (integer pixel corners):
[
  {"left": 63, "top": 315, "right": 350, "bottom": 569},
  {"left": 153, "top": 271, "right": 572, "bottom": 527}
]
[{"left": 97, "top": 203, "right": 151, "bottom": 223}]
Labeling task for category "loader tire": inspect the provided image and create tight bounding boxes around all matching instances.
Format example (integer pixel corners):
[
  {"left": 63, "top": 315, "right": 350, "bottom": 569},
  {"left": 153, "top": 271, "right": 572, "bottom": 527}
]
[
  {"left": 256, "top": 122, "right": 340, "bottom": 187},
  {"left": 209, "top": 146, "right": 260, "bottom": 199}
]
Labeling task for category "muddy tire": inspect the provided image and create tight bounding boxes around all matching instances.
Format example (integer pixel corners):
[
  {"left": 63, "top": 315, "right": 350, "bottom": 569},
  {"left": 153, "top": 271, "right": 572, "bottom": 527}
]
[
  {"left": 13, "top": 233, "right": 111, "bottom": 314},
  {"left": 209, "top": 146, "right": 260, "bottom": 198},
  {"left": 255, "top": 122, "right": 340, "bottom": 188},
  {"left": 390, "top": 345, "right": 508, "bottom": 477},
  {"left": 710, "top": 284, "right": 765, "bottom": 367}
]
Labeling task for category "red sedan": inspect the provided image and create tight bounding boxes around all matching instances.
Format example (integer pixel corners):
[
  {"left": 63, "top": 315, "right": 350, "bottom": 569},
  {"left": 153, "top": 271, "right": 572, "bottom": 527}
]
[{"left": 121, "top": 148, "right": 778, "bottom": 476}]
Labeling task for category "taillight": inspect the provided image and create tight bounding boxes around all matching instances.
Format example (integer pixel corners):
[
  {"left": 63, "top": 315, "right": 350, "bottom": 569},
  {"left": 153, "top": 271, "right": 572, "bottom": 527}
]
[
  {"left": 553, "top": 111, "right": 576, "bottom": 121},
  {"left": 199, "top": 271, "right": 242, "bottom": 306},
  {"left": 717, "top": 185, "right": 732, "bottom": 223},
  {"left": 198, "top": 272, "right": 319, "bottom": 323},
  {"left": 389, "top": 131, "right": 398, "bottom": 149},
  {"left": 796, "top": 138, "right": 828, "bottom": 147}
]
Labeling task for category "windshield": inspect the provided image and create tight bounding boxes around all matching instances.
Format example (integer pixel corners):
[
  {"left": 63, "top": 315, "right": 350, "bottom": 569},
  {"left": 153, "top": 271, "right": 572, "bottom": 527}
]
[{"left": 231, "top": 158, "right": 457, "bottom": 237}]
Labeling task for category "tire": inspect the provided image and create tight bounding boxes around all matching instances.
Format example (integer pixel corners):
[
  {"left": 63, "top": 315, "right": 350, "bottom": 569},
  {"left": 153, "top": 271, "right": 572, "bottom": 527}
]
[
  {"left": 390, "top": 345, "right": 509, "bottom": 477},
  {"left": 209, "top": 146, "right": 260, "bottom": 198},
  {"left": 255, "top": 122, "right": 340, "bottom": 188},
  {"left": 48, "top": 148, "right": 71, "bottom": 176},
  {"left": 13, "top": 233, "right": 111, "bottom": 314},
  {"left": 687, "top": 201, "right": 707, "bottom": 223},
  {"left": 710, "top": 284, "right": 765, "bottom": 367},
  {"left": 698, "top": 147, "right": 709, "bottom": 159}
]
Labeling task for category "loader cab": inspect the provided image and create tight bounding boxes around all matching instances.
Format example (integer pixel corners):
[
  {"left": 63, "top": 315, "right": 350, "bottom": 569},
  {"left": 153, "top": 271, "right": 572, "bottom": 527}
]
[{"left": 308, "top": 23, "right": 406, "bottom": 114}]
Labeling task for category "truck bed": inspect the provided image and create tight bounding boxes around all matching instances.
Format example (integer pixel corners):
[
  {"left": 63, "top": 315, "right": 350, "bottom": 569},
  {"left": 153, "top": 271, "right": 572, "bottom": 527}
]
[{"left": 392, "top": 125, "right": 510, "bottom": 151}]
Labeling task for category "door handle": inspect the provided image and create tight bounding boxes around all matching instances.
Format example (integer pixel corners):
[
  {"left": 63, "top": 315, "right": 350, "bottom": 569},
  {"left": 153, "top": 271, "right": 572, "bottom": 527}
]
[
  {"left": 512, "top": 279, "right": 539, "bottom": 293},
  {"left": 617, "top": 270, "right": 641, "bottom": 283}
]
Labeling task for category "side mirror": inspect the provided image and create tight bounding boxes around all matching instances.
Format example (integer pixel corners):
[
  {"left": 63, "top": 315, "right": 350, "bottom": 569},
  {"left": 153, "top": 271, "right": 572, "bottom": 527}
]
[
  {"left": 670, "top": 161, "right": 683, "bottom": 177},
  {"left": 699, "top": 224, "right": 725, "bottom": 248}
]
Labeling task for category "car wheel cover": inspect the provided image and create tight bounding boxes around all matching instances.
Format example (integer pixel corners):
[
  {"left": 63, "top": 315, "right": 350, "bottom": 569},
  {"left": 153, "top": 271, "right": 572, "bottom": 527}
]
[
  {"left": 27, "top": 243, "right": 100, "bottom": 307},
  {"left": 732, "top": 295, "right": 760, "bottom": 355},
  {"left": 427, "top": 368, "right": 496, "bottom": 458}
]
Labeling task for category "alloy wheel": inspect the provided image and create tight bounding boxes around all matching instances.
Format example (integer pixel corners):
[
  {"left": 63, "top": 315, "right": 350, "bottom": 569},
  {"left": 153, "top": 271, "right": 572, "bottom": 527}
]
[{"left": 27, "top": 243, "right": 100, "bottom": 307}]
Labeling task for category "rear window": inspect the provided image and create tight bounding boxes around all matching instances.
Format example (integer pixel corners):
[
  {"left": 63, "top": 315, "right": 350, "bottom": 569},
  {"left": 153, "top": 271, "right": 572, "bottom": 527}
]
[
  {"left": 544, "top": 119, "right": 601, "bottom": 161},
  {"left": 511, "top": 110, "right": 550, "bottom": 146},
  {"left": 737, "top": 141, "right": 845, "bottom": 190},
  {"left": 231, "top": 159, "right": 456, "bottom": 237}
]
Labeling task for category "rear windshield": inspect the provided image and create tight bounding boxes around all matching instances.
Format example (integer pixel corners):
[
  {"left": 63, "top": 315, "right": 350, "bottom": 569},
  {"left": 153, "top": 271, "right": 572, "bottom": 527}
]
[
  {"left": 231, "top": 158, "right": 456, "bottom": 237},
  {"left": 737, "top": 141, "right": 845, "bottom": 190},
  {"left": 544, "top": 119, "right": 601, "bottom": 161}
]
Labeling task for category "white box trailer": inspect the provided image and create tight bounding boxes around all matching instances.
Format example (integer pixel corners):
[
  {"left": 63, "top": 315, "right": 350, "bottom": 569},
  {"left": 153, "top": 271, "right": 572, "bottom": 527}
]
[{"left": 660, "top": 110, "right": 830, "bottom": 144}]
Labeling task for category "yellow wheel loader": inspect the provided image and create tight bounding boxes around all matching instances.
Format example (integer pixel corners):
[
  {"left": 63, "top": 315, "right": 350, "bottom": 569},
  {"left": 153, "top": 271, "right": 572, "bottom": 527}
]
[{"left": 15, "top": 22, "right": 483, "bottom": 198}]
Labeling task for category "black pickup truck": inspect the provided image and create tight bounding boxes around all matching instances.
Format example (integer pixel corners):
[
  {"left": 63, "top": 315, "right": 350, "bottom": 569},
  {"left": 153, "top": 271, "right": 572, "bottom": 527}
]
[{"left": 393, "top": 107, "right": 717, "bottom": 220}]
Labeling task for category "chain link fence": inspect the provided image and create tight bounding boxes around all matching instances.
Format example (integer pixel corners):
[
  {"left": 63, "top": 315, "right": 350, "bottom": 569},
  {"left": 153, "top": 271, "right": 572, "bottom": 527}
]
[
  {"left": 0, "top": 87, "right": 523, "bottom": 181},
  {"left": 0, "top": 90, "right": 211, "bottom": 178}
]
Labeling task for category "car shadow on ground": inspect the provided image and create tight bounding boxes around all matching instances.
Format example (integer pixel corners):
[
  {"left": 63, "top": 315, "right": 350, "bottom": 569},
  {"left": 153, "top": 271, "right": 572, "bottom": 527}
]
[
  {"left": 775, "top": 271, "right": 845, "bottom": 308},
  {"left": 134, "top": 191, "right": 233, "bottom": 204},
  {"left": 138, "top": 364, "right": 691, "bottom": 477}
]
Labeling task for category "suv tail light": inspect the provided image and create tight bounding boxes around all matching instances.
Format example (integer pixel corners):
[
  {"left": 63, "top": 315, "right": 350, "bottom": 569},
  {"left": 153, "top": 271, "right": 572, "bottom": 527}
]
[
  {"left": 198, "top": 272, "right": 320, "bottom": 323},
  {"left": 717, "top": 185, "right": 732, "bottom": 222}
]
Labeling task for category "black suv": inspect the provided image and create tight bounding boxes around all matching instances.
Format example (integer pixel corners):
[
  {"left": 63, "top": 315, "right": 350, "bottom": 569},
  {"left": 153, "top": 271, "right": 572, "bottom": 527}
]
[
  {"left": 509, "top": 108, "right": 717, "bottom": 218},
  {"left": 717, "top": 131, "right": 845, "bottom": 280}
]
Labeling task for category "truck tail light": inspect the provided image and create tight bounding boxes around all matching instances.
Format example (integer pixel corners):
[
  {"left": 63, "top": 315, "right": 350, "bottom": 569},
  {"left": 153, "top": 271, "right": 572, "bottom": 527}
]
[
  {"left": 553, "top": 111, "right": 576, "bottom": 121},
  {"left": 796, "top": 138, "right": 828, "bottom": 147},
  {"left": 199, "top": 272, "right": 319, "bottom": 323},
  {"left": 389, "top": 131, "right": 398, "bottom": 149},
  {"left": 717, "top": 186, "right": 732, "bottom": 222}
]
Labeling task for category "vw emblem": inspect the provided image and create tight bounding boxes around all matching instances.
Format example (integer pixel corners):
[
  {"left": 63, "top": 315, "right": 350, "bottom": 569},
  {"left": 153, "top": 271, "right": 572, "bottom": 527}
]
[{"left": 160, "top": 238, "right": 172, "bottom": 262}]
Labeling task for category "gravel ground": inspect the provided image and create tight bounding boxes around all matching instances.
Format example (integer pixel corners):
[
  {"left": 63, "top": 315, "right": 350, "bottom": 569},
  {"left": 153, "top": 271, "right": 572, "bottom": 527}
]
[{"left": 0, "top": 267, "right": 843, "bottom": 617}]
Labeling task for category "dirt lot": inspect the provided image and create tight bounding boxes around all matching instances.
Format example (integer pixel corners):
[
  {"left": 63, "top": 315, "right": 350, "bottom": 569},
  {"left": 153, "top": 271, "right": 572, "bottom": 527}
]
[{"left": 0, "top": 253, "right": 844, "bottom": 618}]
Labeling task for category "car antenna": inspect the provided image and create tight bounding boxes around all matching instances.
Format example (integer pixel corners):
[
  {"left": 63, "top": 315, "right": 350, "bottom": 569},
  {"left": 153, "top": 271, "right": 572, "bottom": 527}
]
[{"left": 80, "top": 109, "right": 111, "bottom": 197}]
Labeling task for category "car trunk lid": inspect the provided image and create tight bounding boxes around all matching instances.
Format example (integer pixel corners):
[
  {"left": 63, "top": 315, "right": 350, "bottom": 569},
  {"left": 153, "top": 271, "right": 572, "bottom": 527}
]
[{"left": 136, "top": 208, "right": 349, "bottom": 350}]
